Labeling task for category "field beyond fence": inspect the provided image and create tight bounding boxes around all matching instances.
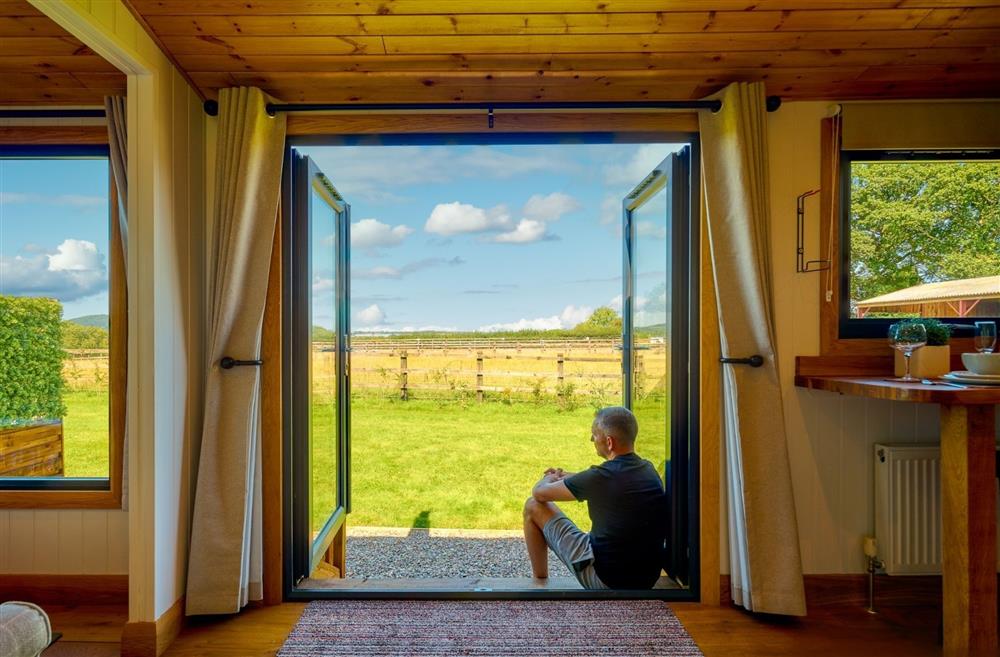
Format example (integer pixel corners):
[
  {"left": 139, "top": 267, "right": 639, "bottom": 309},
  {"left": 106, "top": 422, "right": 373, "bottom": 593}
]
[{"left": 59, "top": 336, "right": 670, "bottom": 523}]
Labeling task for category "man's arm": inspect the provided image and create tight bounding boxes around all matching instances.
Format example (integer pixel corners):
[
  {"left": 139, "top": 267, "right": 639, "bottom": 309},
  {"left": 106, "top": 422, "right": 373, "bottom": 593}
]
[{"left": 532, "top": 472, "right": 577, "bottom": 503}]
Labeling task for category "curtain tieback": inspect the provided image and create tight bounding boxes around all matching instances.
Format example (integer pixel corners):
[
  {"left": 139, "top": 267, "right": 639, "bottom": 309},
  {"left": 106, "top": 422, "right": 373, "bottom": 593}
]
[
  {"left": 220, "top": 357, "right": 263, "bottom": 369},
  {"left": 719, "top": 355, "right": 764, "bottom": 367}
]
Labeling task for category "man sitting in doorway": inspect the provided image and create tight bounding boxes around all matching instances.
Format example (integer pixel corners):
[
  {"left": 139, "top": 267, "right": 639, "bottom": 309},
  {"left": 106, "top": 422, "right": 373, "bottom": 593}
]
[{"left": 523, "top": 406, "right": 668, "bottom": 590}]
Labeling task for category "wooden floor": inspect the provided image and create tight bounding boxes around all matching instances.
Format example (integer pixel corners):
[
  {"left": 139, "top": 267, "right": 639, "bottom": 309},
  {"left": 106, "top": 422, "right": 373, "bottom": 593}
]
[{"left": 44, "top": 598, "right": 944, "bottom": 657}]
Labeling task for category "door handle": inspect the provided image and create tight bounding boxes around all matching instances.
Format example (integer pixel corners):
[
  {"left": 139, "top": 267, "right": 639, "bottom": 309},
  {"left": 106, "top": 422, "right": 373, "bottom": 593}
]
[
  {"left": 719, "top": 355, "right": 764, "bottom": 367},
  {"left": 220, "top": 357, "right": 263, "bottom": 369}
]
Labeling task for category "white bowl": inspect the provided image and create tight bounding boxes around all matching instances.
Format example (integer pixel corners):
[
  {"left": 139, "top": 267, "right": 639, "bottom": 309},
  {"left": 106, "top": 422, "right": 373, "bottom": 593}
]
[{"left": 961, "top": 352, "right": 1000, "bottom": 375}]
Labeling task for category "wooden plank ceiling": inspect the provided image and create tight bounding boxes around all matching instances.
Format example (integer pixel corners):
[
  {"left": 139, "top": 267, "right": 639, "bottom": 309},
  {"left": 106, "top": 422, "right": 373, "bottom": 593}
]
[
  {"left": 124, "top": 0, "right": 1000, "bottom": 104},
  {"left": 0, "top": 0, "right": 125, "bottom": 106}
]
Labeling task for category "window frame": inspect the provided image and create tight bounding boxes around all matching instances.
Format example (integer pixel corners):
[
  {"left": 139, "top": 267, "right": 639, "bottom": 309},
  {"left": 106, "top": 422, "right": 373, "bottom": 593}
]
[
  {"left": 838, "top": 148, "right": 1000, "bottom": 340},
  {"left": 0, "top": 141, "right": 125, "bottom": 509}
]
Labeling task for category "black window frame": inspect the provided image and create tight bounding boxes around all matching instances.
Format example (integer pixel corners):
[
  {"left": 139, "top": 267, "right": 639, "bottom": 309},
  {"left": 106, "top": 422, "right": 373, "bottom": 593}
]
[
  {"left": 281, "top": 132, "right": 701, "bottom": 602},
  {"left": 838, "top": 148, "right": 1000, "bottom": 340},
  {"left": 0, "top": 143, "right": 115, "bottom": 492}
]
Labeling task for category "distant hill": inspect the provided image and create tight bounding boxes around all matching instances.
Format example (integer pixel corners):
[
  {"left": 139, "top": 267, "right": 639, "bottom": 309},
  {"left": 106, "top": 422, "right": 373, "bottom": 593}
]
[{"left": 66, "top": 314, "right": 109, "bottom": 330}]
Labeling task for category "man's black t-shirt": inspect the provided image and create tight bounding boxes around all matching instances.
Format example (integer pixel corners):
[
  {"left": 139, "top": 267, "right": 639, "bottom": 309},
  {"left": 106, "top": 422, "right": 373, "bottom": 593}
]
[{"left": 563, "top": 452, "right": 667, "bottom": 589}]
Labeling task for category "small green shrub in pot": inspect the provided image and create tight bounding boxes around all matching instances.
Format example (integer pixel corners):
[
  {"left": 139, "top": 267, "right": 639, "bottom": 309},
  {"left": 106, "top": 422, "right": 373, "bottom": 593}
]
[
  {"left": 893, "top": 317, "right": 952, "bottom": 378},
  {"left": 898, "top": 317, "right": 951, "bottom": 346}
]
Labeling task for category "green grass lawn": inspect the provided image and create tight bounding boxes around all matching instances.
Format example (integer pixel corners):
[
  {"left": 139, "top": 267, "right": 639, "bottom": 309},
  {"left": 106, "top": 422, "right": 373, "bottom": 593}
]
[
  {"left": 62, "top": 389, "right": 670, "bottom": 532},
  {"left": 62, "top": 389, "right": 110, "bottom": 477},
  {"left": 311, "top": 395, "right": 668, "bottom": 532}
]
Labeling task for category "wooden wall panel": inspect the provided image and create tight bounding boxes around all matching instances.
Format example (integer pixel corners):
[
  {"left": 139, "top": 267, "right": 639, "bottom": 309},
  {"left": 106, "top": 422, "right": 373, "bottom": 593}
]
[{"left": 0, "top": 510, "right": 130, "bottom": 574}]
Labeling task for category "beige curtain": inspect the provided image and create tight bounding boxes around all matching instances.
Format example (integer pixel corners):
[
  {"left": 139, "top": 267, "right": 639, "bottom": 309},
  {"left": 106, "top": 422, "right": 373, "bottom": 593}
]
[
  {"left": 699, "top": 82, "right": 806, "bottom": 616},
  {"left": 186, "top": 87, "right": 287, "bottom": 615},
  {"left": 104, "top": 95, "right": 128, "bottom": 511}
]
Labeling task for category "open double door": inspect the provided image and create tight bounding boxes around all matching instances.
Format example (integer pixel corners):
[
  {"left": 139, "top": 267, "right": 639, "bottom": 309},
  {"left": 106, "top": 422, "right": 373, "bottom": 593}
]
[{"left": 284, "top": 143, "right": 698, "bottom": 598}]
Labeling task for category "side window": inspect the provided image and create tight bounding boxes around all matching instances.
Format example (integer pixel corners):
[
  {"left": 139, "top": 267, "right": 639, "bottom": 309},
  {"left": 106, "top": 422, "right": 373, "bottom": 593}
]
[
  {"left": 0, "top": 146, "right": 120, "bottom": 490},
  {"left": 839, "top": 150, "right": 1000, "bottom": 338}
]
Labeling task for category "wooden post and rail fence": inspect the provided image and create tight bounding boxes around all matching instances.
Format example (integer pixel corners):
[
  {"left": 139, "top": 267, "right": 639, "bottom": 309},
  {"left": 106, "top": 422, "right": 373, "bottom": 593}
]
[{"left": 358, "top": 348, "right": 651, "bottom": 402}]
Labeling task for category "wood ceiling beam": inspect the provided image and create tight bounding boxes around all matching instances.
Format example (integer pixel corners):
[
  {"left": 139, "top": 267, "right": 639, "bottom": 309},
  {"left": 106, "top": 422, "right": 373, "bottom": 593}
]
[
  {"left": 144, "top": 9, "right": 988, "bottom": 37},
  {"left": 125, "top": 0, "right": 1000, "bottom": 16},
  {"left": 170, "top": 48, "right": 1000, "bottom": 74},
  {"left": 154, "top": 30, "right": 1000, "bottom": 57}
]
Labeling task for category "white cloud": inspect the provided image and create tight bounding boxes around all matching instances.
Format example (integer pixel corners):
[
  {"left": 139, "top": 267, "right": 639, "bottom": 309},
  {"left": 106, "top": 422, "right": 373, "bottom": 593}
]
[
  {"left": 636, "top": 221, "right": 668, "bottom": 240},
  {"left": 351, "top": 218, "right": 413, "bottom": 250},
  {"left": 425, "top": 202, "right": 510, "bottom": 236},
  {"left": 356, "top": 304, "right": 386, "bottom": 326},
  {"left": 477, "top": 304, "right": 593, "bottom": 332},
  {"left": 521, "top": 192, "right": 579, "bottom": 223},
  {"left": 603, "top": 144, "right": 684, "bottom": 187},
  {"left": 559, "top": 304, "right": 593, "bottom": 327},
  {"left": 599, "top": 194, "right": 620, "bottom": 226},
  {"left": 0, "top": 239, "right": 107, "bottom": 302},
  {"left": 608, "top": 294, "right": 647, "bottom": 312},
  {"left": 313, "top": 276, "right": 334, "bottom": 294},
  {"left": 356, "top": 324, "right": 460, "bottom": 334},
  {"left": 492, "top": 219, "right": 550, "bottom": 244},
  {"left": 352, "top": 256, "right": 464, "bottom": 279}
]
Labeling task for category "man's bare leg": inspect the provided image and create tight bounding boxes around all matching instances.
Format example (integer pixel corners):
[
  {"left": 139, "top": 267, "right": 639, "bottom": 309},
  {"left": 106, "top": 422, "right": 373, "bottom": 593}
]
[{"left": 523, "top": 497, "right": 562, "bottom": 579}]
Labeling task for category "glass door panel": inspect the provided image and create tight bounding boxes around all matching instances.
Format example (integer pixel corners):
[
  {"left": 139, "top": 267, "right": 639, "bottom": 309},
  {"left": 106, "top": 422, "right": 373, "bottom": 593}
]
[
  {"left": 622, "top": 147, "right": 693, "bottom": 587},
  {"left": 290, "top": 151, "right": 351, "bottom": 583}
]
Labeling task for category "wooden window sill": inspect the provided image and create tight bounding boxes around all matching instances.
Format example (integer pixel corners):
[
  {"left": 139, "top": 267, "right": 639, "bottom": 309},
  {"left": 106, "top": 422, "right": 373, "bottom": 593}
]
[{"left": 0, "top": 489, "right": 122, "bottom": 509}]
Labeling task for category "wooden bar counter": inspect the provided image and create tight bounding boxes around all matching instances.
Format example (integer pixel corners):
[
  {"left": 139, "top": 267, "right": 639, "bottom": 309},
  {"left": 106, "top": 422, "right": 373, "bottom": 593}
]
[{"left": 795, "top": 375, "right": 1000, "bottom": 657}]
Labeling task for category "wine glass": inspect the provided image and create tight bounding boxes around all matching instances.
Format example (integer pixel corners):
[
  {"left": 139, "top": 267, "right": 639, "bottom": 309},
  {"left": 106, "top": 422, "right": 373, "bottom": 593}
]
[
  {"left": 888, "top": 322, "right": 927, "bottom": 382},
  {"left": 975, "top": 321, "right": 997, "bottom": 354}
]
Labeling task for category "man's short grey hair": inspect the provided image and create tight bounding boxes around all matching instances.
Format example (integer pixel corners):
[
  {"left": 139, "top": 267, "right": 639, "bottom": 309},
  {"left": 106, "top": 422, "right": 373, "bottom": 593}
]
[{"left": 593, "top": 406, "right": 638, "bottom": 444}]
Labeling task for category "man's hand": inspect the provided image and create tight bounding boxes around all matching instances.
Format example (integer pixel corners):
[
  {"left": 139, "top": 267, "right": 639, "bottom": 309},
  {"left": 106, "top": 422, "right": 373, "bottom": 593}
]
[
  {"left": 532, "top": 469, "right": 577, "bottom": 503},
  {"left": 543, "top": 467, "right": 573, "bottom": 481}
]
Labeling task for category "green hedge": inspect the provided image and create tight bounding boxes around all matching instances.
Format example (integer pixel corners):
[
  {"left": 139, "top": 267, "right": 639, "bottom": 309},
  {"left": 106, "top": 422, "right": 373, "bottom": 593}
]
[{"left": 0, "top": 295, "right": 66, "bottom": 427}]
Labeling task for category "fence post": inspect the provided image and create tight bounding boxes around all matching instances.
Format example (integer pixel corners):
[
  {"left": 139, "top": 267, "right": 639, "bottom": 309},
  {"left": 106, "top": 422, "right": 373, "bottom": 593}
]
[
  {"left": 400, "top": 350, "right": 408, "bottom": 401},
  {"left": 476, "top": 351, "right": 484, "bottom": 403},
  {"left": 635, "top": 353, "right": 644, "bottom": 399},
  {"left": 557, "top": 353, "right": 565, "bottom": 397}
]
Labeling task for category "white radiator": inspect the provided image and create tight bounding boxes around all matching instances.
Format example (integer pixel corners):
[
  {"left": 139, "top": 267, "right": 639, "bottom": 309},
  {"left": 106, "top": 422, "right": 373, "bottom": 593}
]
[{"left": 874, "top": 443, "right": 999, "bottom": 575}]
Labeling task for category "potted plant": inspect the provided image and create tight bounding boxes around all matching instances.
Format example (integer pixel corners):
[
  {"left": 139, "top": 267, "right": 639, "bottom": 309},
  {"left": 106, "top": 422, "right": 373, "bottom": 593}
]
[{"left": 893, "top": 317, "right": 952, "bottom": 379}]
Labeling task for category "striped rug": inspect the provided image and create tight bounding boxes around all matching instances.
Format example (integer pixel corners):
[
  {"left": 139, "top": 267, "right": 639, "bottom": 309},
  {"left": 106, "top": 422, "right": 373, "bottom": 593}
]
[{"left": 278, "top": 600, "right": 703, "bottom": 656}]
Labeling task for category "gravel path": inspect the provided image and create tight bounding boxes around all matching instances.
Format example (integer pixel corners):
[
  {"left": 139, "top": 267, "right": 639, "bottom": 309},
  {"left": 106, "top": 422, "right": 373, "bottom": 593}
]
[{"left": 345, "top": 527, "right": 574, "bottom": 579}]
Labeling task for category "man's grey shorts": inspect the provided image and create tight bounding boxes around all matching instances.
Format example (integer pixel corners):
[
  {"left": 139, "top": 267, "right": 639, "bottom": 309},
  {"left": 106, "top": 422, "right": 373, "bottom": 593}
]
[{"left": 542, "top": 515, "right": 609, "bottom": 590}]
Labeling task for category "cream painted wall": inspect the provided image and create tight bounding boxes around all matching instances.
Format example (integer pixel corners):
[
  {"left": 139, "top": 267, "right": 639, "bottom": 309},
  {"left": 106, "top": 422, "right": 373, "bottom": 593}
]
[
  {"left": 716, "top": 101, "right": 1000, "bottom": 576},
  {"left": 30, "top": 0, "right": 207, "bottom": 623},
  {"left": 0, "top": 510, "right": 128, "bottom": 574}
]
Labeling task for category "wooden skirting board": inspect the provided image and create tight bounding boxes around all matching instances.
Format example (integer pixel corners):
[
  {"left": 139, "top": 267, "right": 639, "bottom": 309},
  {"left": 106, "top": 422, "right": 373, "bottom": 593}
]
[
  {"left": 121, "top": 596, "right": 185, "bottom": 657},
  {"left": 0, "top": 573, "right": 128, "bottom": 605},
  {"left": 720, "top": 573, "right": 957, "bottom": 610}
]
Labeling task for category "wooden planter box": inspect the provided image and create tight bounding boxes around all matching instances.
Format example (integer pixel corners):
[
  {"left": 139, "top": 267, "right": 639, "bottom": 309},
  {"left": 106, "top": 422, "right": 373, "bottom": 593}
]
[{"left": 0, "top": 420, "right": 64, "bottom": 477}]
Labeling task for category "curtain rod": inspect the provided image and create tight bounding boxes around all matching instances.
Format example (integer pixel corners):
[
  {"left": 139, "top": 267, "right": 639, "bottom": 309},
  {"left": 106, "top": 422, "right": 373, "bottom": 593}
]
[
  {"left": 0, "top": 109, "right": 106, "bottom": 118},
  {"left": 202, "top": 97, "right": 783, "bottom": 117}
]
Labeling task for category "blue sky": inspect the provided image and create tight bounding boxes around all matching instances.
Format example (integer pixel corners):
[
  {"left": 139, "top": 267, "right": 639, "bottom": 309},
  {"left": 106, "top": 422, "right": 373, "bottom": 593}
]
[
  {"left": 0, "top": 158, "right": 110, "bottom": 321},
  {"left": 0, "top": 143, "right": 681, "bottom": 332},
  {"left": 300, "top": 142, "right": 682, "bottom": 332}
]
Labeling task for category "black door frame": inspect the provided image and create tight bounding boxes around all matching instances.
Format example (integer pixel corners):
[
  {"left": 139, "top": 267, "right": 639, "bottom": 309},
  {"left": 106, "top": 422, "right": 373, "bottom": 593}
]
[
  {"left": 284, "top": 150, "right": 353, "bottom": 588},
  {"left": 282, "top": 132, "right": 701, "bottom": 601}
]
